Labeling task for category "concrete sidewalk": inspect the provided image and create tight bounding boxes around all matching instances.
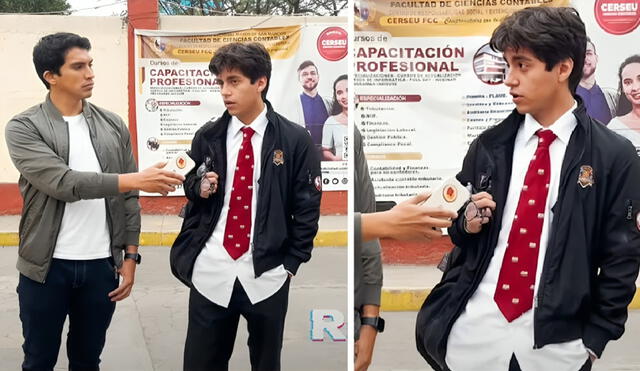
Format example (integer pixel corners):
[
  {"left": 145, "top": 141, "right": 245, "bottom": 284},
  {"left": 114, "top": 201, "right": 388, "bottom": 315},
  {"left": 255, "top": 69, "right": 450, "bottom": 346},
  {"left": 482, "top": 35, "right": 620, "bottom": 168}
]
[
  {"left": 0, "top": 245, "right": 347, "bottom": 370},
  {"left": 0, "top": 214, "right": 347, "bottom": 247},
  {"left": 381, "top": 264, "right": 640, "bottom": 311}
]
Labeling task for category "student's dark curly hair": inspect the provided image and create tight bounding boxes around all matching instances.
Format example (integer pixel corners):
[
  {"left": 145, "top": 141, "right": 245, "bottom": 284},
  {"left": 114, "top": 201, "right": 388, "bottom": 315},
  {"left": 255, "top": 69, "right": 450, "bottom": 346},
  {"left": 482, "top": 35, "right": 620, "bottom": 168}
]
[
  {"left": 490, "top": 7, "right": 586, "bottom": 93},
  {"left": 209, "top": 42, "right": 272, "bottom": 100}
]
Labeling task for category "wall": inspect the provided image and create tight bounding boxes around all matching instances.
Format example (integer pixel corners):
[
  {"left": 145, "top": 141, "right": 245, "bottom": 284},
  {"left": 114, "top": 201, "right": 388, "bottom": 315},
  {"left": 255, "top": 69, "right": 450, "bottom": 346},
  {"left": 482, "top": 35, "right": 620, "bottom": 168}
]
[{"left": 0, "top": 14, "right": 347, "bottom": 215}]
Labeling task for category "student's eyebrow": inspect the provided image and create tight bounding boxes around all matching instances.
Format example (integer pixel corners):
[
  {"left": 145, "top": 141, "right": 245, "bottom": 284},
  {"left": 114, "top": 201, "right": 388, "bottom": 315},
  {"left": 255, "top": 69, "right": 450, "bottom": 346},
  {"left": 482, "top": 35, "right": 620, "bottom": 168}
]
[{"left": 511, "top": 55, "right": 533, "bottom": 62}]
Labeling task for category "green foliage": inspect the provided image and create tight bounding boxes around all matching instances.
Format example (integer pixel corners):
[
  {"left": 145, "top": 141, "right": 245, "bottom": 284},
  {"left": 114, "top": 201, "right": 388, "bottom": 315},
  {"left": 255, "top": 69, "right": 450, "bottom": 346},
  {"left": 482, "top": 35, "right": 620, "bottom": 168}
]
[
  {"left": 0, "top": 0, "right": 71, "bottom": 14},
  {"left": 159, "top": 0, "right": 347, "bottom": 16}
]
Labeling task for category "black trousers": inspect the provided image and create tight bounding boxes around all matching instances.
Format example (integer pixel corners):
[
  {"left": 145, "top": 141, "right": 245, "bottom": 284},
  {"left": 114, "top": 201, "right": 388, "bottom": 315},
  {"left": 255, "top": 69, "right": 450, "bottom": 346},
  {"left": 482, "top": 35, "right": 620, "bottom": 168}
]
[
  {"left": 184, "top": 278, "right": 290, "bottom": 371},
  {"left": 509, "top": 354, "right": 592, "bottom": 371},
  {"left": 17, "top": 258, "right": 118, "bottom": 371}
]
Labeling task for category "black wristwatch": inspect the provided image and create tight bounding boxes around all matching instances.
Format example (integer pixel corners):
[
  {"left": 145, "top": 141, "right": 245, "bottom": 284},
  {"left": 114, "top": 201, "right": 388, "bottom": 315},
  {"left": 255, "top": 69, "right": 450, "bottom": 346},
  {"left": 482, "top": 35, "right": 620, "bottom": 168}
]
[
  {"left": 361, "top": 316, "right": 385, "bottom": 333},
  {"left": 124, "top": 252, "right": 142, "bottom": 264}
]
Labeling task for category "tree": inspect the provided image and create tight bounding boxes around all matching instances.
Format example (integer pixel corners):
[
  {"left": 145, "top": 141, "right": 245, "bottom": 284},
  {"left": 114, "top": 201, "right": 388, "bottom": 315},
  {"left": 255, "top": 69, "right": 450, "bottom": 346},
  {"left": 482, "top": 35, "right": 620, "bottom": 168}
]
[
  {"left": 159, "top": 0, "right": 347, "bottom": 16},
  {"left": 0, "top": 0, "right": 71, "bottom": 14}
]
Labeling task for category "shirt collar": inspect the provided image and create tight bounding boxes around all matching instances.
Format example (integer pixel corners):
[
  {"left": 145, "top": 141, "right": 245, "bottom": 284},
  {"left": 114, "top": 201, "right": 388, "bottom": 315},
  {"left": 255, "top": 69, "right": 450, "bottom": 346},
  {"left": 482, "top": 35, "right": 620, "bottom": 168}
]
[
  {"left": 229, "top": 104, "right": 268, "bottom": 138},
  {"left": 522, "top": 100, "right": 577, "bottom": 145}
]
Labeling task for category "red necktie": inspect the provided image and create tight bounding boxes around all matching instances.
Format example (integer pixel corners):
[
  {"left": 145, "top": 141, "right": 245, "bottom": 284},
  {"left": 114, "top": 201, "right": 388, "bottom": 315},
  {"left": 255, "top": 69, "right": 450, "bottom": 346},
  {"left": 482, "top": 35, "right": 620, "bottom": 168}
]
[
  {"left": 494, "top": 129, "right": 557, "bottom": 322},
  {"left": 223, "top": 126, "right": 255, "bottom": 260}
]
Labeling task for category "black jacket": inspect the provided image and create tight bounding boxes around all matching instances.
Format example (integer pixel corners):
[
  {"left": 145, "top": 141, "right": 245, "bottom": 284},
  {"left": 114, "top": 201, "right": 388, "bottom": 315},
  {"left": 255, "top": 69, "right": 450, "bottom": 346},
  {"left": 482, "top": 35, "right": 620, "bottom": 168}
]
[
  {"left": 416, "top": 102, "right": 640, "bottom": 371},
  {"left": 170, "top": 101, "right": 322, "bottom": 287}
]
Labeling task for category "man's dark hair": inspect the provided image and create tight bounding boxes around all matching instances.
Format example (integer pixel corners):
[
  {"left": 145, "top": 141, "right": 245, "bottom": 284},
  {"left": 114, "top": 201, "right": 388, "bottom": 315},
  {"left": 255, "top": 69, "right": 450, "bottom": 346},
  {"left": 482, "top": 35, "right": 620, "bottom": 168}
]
[
  {"left": 490, "top": 7, "right": 586, "bottom": 93},
  {"left": 615, "top": 55, "right": 640, "bottom": 116},
  {"left": 208, "top": 42, "right": 272, "bottom": 100},
  {"left": 297, "top": 60, "right": 317, "bottom": 73},
  {"left": 33, "top": 32, "right": 91, "bottom": 90},
  {"left": 330, "top": 74, "right": 348, "bottom": 115}
]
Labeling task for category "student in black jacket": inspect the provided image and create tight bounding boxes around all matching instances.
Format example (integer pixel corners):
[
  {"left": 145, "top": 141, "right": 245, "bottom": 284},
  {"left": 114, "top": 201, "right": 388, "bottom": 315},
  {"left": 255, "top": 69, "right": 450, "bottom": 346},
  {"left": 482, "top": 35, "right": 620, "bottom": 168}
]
[
  {"left": 416, "top": 7, "right": 640, "bottom": 371},
  {"left": 170, "top": 42, "right": 321, "bottom": 371}
]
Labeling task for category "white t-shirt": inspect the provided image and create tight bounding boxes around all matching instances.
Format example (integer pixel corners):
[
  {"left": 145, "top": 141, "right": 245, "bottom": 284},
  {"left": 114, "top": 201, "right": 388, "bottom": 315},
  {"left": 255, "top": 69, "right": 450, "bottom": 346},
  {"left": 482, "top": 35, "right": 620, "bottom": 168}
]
[
  {"left": 321, "top": 115, "right": 347, "bottom": 159},
  {"left": 53, "top": 114, "right": 111, "bottom": 260}
]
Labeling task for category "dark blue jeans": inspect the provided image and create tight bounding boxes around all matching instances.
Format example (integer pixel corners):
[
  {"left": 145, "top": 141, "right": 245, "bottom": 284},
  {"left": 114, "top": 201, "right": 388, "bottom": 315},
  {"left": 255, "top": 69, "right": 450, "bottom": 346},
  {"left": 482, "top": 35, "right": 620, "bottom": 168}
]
[{"left": 17, "top": 258, "right": 118, "bottom": 371}]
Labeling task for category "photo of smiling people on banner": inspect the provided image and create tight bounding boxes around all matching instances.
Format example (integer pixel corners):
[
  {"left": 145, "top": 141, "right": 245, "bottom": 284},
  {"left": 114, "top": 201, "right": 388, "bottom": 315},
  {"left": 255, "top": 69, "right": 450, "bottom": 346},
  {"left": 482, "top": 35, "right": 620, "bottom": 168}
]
[{"left": 608, "top": 55, "right": 640, "bottom": 153}]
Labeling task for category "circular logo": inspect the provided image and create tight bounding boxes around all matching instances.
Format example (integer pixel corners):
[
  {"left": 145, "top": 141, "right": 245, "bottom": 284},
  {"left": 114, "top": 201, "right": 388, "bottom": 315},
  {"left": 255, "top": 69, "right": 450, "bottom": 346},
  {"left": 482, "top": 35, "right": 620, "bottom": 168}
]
[
  {"left": 595, "top": 0, "right": 640, "bottom": 35},
  {"left": 317, "top": 27, "right": 348, "bottom": 62},
  {"left": 443, "top": 185, "right": 457, "bottom": 203},
  {"left": 145, "top": 98, "right": 159, "bottom": 112},
  {"left": 146, "top": 137, "right": 159, "bottom": 151},
  {"left": 472, "top": 43, "right": 506, "bottom": 85},
  {"left": 176, "top": 156, "right": 186, "bottom": 169}
]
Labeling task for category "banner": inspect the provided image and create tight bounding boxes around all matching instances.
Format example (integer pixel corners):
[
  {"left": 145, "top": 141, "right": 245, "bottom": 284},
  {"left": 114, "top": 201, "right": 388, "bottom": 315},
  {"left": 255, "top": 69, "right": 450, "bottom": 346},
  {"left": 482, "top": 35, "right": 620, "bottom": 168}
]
[
  {"left": 135, "top": 24, "right": 348, "bottom": 196},
  {"left": 355, "top": 0, "right": 640, "bottom": 202}
]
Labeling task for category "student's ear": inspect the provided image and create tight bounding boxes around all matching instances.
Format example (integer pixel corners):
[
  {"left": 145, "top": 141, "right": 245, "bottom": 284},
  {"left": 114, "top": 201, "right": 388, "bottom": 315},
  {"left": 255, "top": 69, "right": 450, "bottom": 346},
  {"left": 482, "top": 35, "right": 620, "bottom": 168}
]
[
  {"left": 557, "top": 58, "right": 574, "bottom": 85},
  {"left": 256, "top": 76, "right": 267, "bottom": 93},
  {"left": 43, "top": 70, "right": 56, "bottom": 87}
]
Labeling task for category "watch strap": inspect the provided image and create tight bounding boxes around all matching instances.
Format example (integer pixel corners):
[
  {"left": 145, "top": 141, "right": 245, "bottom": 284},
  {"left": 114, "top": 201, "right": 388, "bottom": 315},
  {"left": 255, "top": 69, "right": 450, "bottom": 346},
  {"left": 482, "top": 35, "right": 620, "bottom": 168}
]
[
  {"left": 124, "top": 252, "right": 141, "bottom": 264},
  {"left": 361, "top": 316, "right": 385, "bottom": 333}
]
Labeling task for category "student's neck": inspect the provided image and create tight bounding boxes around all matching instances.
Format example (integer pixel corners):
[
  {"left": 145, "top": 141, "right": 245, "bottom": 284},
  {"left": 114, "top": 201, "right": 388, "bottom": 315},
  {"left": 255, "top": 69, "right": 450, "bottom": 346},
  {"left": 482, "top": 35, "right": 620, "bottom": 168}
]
[
  {"left": 50, "top": 90, "right": 83, "bottom": 116},
  {"left": 532, "top": 91, "right": 574, "bottom": 128},
  {"left": 579, "top": 75, "right": 596, "bottom": 90},
  {"left": 237, "top": 100, "right": 265, "bottom": 126}
]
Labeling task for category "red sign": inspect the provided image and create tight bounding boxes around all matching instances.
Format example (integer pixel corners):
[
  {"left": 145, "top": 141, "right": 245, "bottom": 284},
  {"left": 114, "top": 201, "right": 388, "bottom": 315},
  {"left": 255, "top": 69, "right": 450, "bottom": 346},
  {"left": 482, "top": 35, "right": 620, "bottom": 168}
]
[
  {"left": 595, "top": 0, "right": 640, "bottom": 35},
  {"left": 317, "top": 27, "right": 348, "bottom": 61}
]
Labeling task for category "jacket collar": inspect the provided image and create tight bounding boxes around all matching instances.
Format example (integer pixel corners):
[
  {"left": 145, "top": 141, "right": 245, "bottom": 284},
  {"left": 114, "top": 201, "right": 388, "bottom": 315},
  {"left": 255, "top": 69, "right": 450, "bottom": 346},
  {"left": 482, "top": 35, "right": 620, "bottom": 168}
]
[
  {"left": 481, "top": 95, "right": 590, "bottom": 147},
  {"left": 43, "top": 93, "right": 92, "bottom": 121}
]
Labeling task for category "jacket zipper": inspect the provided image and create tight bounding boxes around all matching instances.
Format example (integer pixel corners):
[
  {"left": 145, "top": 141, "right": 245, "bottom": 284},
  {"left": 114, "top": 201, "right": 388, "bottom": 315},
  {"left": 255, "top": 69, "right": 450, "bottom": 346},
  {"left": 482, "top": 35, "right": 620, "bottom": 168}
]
[
  {"left": 251, "top": 124, "right": 276, "bottom": 278},
  {"left": 533, "top": 138, "right": 585, "bottom": 349}
]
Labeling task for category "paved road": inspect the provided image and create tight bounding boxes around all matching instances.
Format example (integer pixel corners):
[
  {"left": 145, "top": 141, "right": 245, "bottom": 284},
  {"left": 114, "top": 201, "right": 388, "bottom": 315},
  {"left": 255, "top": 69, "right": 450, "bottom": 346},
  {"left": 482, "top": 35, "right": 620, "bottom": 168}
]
[
  {"left": 370, "top": 311, "right": 640, "bottom": 371},
  {"left": 0, "top": 245, "right": 347, "bottom": 370}
]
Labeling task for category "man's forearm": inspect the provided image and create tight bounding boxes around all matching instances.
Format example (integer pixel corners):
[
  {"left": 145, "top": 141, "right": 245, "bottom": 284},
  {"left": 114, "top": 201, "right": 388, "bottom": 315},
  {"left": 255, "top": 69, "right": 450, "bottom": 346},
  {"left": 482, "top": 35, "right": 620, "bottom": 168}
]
[{"left": 361, "top": 304, "right": 380, "bottom": 317}]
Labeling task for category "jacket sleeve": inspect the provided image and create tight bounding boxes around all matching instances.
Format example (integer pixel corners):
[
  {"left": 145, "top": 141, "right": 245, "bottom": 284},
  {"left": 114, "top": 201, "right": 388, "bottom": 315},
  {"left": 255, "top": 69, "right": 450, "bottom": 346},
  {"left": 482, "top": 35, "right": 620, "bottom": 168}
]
[
  {"left": 583, "top": 142, "right": 640, "bottom": 357},
  {"left": 360, "top": 237, "right": 383, "bottom": 307},
  {"left": 283, "top": 130, "right": 322, "bottom": 275},
  {"left": 448, "top": 137, "right": 482, "bottom": 250},
  {"left": 5, "top": 118, "right": 119, "bottom": 202},
  {"left": 117, "top": 117, "right": 141, "bottom": 247}
]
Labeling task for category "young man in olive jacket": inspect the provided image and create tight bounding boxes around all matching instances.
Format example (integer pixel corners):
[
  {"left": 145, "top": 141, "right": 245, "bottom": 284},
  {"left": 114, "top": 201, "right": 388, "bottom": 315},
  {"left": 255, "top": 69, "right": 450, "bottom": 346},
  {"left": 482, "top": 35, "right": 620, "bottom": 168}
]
[
  {"left": 5, "top": 33, "right": 184, "bottom": 371},
  {"left": 170, "top": 42, "right": 322, "bottom": 371},
  {"left": 416, "top": 7, "right": 640, "bottom": 371}
]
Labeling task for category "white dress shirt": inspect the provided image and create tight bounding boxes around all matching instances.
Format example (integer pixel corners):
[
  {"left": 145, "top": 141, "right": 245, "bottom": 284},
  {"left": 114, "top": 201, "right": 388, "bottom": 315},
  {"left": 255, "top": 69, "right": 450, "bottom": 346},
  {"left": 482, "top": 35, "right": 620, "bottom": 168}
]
[
  {"left": 192, "top": 106, "right": 288, "bottom": 308},
  {"left": 53, "top": 114, "right": 110, "bottom": 260},
  {"left": 446, "top": 103, "right": 590, "bottom": 371}
]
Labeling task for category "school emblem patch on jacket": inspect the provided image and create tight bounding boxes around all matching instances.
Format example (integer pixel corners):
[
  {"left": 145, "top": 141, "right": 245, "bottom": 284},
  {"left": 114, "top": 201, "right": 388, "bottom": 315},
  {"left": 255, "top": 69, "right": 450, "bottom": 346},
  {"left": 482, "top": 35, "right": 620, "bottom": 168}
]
[
  {"left": 577, "top": 165, "right": 594, "bottom": 188},
  {"left": 273, "top": 149, "right": 284, "bottom": 166}
]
